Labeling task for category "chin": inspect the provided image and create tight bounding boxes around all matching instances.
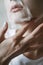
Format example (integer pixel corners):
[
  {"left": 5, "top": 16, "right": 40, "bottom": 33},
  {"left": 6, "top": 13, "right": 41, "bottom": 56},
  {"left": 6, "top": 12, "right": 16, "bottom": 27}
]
[{"left": 7, "top": 7, "right": 32, "bottom": 24}]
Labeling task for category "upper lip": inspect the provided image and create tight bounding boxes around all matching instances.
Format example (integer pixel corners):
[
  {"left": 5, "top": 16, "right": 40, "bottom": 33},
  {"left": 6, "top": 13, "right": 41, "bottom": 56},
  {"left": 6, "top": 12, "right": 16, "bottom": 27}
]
[{"left": 11, "top": 4, "right": 23, "bottom": 12}]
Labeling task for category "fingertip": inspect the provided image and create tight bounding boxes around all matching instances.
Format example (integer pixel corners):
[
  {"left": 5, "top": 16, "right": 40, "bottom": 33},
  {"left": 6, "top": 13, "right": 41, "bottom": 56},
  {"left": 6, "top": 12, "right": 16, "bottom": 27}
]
[
  {"left": 2, "top": 22, "right": 8, "bottom": 35},
  {"left": 4, "top": 22, "right": 8, "bottom": 31}
]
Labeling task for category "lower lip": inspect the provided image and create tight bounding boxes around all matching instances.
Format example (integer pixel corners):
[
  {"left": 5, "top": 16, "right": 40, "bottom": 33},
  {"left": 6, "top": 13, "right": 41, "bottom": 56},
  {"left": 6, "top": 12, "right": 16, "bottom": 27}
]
[{"left": 12, "top": 8, "right": 22, "bottom": 13}]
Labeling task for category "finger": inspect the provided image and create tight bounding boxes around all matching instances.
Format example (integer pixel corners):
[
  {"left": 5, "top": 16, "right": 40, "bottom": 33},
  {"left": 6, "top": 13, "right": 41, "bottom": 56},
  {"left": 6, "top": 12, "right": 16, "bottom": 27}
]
[
  {"left": 30, "top": 23, "right": 43, "bottom": 37},
  {"left": 25, "top": 42, "right": 43, "bottom": 52},
  {"left": 29, "top": 32, "right": 43, "bottom": 50},
  {"left": 23, "top": 30, "right": 43, "bottom": 51},
  {"left": 16, "top": 23, "right": 43, "bottom": 51},
  {"left": 29, "top": 43, "right": 43, "bottom": 51},
  {"left": 0, "top": 22, "right": 8, "bottom": 37},
  {"left": 23, "top": 23, "right": 43, "bottom": 43}
]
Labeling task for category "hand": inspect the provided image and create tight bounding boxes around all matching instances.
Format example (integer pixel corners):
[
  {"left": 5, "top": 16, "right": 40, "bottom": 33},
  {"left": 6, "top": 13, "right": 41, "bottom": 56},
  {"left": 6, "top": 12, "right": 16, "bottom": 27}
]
[
  {"left": 21, "top": 16, "right": 43, "bottom": 60},
  {"left": 23, "top": 23, "right": 43, "bottom": 59},
  {"left": 0, "top": 16, "right": 43, "bottom": 65},
  {"left": 0, "top": 22, "right": 8, "bottom": 43},
  {"left": 2, "top": 17, "right": 43, "bottom": 64},
  {"left": 24, "top": 15, "right": 43, "bottom": 60},
  {"left": 0, "top": 23, "right": 29, "bottom": 65}
]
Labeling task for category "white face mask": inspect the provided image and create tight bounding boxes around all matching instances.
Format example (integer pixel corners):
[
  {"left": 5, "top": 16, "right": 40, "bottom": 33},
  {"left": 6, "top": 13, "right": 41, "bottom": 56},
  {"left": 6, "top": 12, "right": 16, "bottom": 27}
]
[{"left": 4, "top": 0, "right": 32, "bottom": 29}]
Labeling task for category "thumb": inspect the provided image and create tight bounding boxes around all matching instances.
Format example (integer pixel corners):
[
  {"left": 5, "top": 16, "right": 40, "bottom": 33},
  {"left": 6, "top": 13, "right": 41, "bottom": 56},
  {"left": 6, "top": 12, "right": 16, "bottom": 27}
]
[{"left": 1, "top": 22, "right": 8, "bottom": 36}]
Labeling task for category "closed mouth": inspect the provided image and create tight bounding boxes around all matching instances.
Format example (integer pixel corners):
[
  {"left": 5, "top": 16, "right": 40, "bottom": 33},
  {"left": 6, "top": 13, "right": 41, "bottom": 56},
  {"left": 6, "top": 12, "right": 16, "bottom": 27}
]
[{"left": 11, "top": 4, "right": 23, "bottom": 13}]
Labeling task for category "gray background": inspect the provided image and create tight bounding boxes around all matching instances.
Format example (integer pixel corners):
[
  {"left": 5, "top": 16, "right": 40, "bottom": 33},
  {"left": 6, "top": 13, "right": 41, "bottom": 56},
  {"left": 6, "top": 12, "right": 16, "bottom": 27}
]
[{"left": 0, "top": 0, "right": 7, "bottom": 28}]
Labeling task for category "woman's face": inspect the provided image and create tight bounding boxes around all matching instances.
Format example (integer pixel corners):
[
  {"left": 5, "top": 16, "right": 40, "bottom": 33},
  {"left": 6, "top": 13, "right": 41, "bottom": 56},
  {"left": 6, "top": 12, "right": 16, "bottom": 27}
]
[
  {"left": 4, "top": 0, "right": 43, "bottom": 24},
  {"left": 4, "top": 0, "right": 32, "bottom": 24}
]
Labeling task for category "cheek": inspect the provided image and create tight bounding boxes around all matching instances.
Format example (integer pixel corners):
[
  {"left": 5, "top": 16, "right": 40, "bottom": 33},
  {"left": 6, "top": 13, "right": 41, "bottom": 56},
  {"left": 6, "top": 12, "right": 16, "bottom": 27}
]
[{"left": 23, "top": 0, "right": 29, "bottom": 6}]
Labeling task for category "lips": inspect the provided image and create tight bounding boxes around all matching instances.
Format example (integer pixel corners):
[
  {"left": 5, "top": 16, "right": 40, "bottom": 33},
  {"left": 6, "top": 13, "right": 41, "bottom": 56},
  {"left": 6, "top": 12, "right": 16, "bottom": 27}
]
[{"left": 11, "top": 4, "right": 23, "bottom": 13}]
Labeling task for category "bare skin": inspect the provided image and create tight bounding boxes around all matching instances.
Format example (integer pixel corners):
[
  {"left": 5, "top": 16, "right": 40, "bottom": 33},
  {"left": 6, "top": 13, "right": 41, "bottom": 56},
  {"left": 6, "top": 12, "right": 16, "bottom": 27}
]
[
  {"left": 23, "top": 15, "right": 43, "bottom": 59},
  {"left": 0, "top": 22, "right": 31, "bottom": 65},
  {"left": 0, "top": 16, "right": 43, "bottom": 65}
]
